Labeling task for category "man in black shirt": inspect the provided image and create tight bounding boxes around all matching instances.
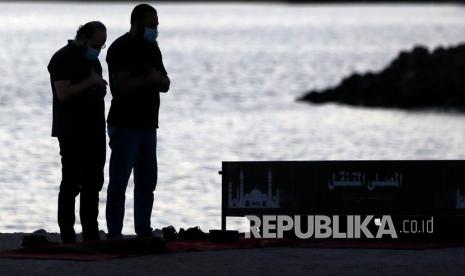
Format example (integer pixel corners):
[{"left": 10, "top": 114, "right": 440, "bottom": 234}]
[
  {"left": 106, "top": 4, "right": 170, "bottom": 239},
  {"left": 47, "top": 21, "right": 107, "bottom": 243}
]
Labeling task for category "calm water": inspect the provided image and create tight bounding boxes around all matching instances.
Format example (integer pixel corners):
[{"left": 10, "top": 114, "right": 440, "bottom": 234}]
[{"left": 1, "top": 2, "right": 465, "bottom": 233}]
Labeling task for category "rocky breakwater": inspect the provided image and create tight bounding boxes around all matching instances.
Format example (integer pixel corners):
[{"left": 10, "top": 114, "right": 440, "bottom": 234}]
[{"left": 298, "top": 44, "right": 465, "bottom": 111}]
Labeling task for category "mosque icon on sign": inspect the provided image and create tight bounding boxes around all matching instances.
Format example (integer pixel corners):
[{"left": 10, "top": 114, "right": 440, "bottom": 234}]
[
  {"left": 228, "top": 168, "right": 280, "bottom": 208},
  {"left": 457, "top": 187, "right": 465, "bottom": 209}
]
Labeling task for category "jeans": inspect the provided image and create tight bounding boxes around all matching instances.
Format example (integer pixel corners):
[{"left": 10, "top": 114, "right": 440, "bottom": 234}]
[
  {"left": 57, "top": 131, "right": 106, "bottom": 243},
  {"left": 106, "top": 127, "right": 157, "bottom": 237}
]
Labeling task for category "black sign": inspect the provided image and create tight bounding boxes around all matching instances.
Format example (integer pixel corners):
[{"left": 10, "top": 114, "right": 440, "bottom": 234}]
[{"left": 220, "top": 160, "right": 465, "bottom": 239}]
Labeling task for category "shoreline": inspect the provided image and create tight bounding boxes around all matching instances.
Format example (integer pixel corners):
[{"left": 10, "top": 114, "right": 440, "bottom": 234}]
[{"left": 1, "top": 232, "right": 465, "bottom": 275}]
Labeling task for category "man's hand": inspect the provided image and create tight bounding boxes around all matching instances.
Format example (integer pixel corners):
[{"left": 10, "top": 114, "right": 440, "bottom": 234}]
[
  {"left": 148, "top": 69, "right": 170, "bottom": 92},
  {"left": 148, "top": 69, "right": 163, "bottom": 85},
  {"left": 53, "top": 69, "right": 107, "bottom": 102},
  {"left": 159, "top": 75, "right": 170, "bottom": 93},
  {"left": 88, "top": 69, "right": 108, "bottom": 90},
  {"left": 109, "top": 69, "right": 169, "bottom": 95}
]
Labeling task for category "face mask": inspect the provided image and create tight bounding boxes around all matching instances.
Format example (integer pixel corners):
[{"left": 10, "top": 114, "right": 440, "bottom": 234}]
[
  {"left": 143, "top": 27, "right": 158, "bottom": 43},
  {"left": 85, "top": 47, "right": 100, "bottom": 60}
]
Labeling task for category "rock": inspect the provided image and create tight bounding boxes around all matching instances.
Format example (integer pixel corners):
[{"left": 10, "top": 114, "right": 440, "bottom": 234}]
[{"left": 298, "top": 43, "right": 465, "bottom": 111}]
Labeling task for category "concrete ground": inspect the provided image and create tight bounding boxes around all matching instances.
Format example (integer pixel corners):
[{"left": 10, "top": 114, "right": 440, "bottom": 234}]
[{"left": 1, "top": 233, "right": 465, "bottom": 275}]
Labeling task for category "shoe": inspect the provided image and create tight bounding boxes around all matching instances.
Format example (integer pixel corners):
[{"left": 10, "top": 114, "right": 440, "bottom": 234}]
[
  {"left": 83, "top": 231, "right": 101, "bottom": 242},
  {"left": 152, "top": 229, "right": 163, "bottom": 238},
  {"left": 161, "top": 225, "right": 178, "bottom": 241},
  {"left": 106, "top": 233, "right": 124, "bottom": 240},
  {"left": 60, "top": 233, "right": 77, "bottom": 244},
  {"left": 179, "top": 226, "right": 209, "bottom": 240},
  {"left": 21, "top": 234, "right": 58, "bottom": 247},
  {"left": 137, "top": 232, "right": 154, "bottom": 239}
]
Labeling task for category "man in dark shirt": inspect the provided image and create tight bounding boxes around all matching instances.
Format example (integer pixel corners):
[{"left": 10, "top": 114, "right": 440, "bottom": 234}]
[
  {"left": 105, "top": 4, "right": 170, "bottom": 239},
  {"left": 47, "top": 21, "right": 108, "bottom": 243}
]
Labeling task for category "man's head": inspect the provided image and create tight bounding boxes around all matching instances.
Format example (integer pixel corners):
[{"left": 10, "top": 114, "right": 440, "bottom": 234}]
[
  {"left": 75, "top": 21, "right": 107, "bottom": 59},
  {"left": 130, "top": 4, "right": 159, "bottom": 42}
]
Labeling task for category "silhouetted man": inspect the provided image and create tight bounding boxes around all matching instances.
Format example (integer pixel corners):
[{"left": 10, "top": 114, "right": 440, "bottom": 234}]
[
  {"left": 47, "top": 21, "right": 107, "bottom": 243},
  {"left": 105, "top": 4, "right": 170, "bottom": 239}
]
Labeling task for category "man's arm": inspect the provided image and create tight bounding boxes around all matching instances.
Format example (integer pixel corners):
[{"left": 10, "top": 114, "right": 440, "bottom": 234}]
[
  {"left": 111, "top": 69, "right": 170, "bottom": 95},
  {"left": 54, "top": 70, "right": 107, "bottom": 102},
  {"left": 158, "top": 73, "right": 170, "bottom": 93},
  {"left": 158, "top": 50, "right": 170, "bottom": 93}
]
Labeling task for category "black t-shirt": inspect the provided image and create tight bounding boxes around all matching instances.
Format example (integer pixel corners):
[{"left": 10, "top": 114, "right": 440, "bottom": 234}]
[
  {"left": 106, "top": 33, "right": 168, "bottom": 130},
  {"left": 47, "top": 40, "right": 106, "bottom": 138}
]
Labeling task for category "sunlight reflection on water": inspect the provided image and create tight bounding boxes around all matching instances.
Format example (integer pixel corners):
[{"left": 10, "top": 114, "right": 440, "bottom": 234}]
[{"left": 1, "top": 2, "right": 465, "bottom": 233}]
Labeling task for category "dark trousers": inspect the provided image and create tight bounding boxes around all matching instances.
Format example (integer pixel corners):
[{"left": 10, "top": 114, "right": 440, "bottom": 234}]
[
  {"left": 57, "top": 131, "right": 106, "bottom": 243},
  {"left": 106, "top": 127, "right": 157, "bottom": 237}
]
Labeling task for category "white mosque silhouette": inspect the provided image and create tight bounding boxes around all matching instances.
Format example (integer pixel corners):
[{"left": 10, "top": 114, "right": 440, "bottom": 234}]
[{"left": 228, "top": 168, "right": 280, "bottom": 208}]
